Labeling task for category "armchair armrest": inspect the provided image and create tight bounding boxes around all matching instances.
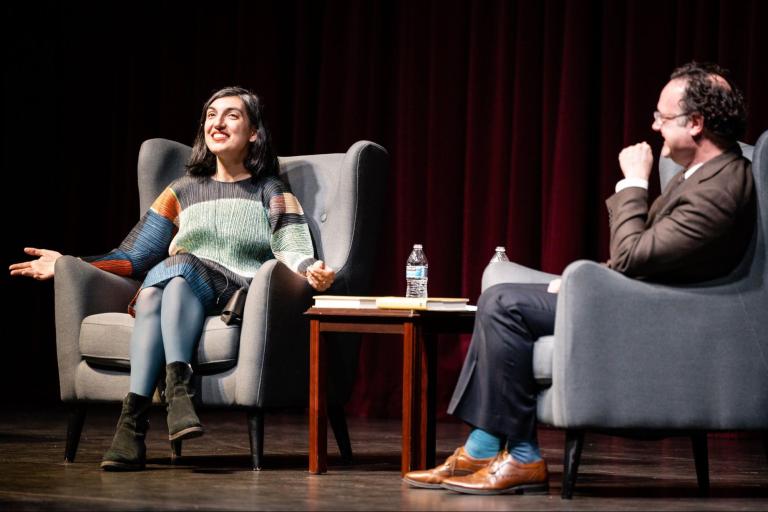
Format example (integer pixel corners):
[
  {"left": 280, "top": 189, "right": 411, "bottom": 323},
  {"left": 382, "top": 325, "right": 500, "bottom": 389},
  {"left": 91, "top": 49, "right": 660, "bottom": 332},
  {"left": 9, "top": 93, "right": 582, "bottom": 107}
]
[
  {"left": 54, "top": 256, "right": 140, "bottom": 401},
  {"left": 481, "top": 261, "right": 560, "bottom": 292},
  {"left": 550, "top": 260, "right": 768, "bottom": 430},
  {"left": 235, "top": 259, "right": 314, "bottom": 407}
]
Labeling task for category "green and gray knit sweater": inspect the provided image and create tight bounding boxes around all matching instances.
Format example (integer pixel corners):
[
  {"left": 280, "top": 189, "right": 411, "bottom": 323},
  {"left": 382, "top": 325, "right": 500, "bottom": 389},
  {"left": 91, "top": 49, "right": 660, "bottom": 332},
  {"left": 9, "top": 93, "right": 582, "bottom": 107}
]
[{"left": 83, "top": 174, "right": 316, "bottom": 314}]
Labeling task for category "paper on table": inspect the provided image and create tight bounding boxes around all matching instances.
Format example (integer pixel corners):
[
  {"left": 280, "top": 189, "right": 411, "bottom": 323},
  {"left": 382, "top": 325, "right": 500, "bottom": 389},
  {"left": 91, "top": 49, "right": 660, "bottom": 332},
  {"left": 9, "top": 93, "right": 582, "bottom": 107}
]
[{"left": 313, "top": 295, "right": 471, "bottom": 311}]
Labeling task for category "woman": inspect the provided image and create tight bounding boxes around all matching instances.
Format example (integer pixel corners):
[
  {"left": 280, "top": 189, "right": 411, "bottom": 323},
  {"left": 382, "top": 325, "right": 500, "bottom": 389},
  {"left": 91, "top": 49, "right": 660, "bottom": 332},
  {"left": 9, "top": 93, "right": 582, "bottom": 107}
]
[{"left": 9, "top": 87, "right": 336, "bottom": 471}]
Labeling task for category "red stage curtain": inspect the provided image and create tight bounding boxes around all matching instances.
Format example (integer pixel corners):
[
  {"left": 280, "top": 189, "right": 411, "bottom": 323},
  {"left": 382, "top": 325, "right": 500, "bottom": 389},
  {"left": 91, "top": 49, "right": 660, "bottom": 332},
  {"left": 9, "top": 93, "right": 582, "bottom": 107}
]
[{"left": 4, "top": 0, "right": 767, "bottom": 414}]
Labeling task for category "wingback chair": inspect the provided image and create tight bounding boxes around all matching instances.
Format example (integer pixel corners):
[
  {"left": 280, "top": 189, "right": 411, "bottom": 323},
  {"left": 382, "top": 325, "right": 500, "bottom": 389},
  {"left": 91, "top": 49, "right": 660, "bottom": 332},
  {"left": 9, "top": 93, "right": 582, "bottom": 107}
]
[
  {"left": 482, "top": 130, "right": 768, "bottom": 498},
  {"left": 54, "top": 138, "right": 389, "bottom": 469}
]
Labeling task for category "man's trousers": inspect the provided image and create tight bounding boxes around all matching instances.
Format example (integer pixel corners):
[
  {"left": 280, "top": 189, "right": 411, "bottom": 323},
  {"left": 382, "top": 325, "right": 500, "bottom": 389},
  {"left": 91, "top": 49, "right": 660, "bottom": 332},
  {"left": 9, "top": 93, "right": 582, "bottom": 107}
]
[{"left": 447, "top": 283, "right": 557, "bottom": 441}]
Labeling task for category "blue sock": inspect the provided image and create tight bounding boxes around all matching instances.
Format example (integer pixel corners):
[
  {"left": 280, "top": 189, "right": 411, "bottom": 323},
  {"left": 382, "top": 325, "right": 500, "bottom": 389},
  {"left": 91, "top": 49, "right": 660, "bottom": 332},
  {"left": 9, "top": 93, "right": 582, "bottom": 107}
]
[
  {"left": 464, "top": 428, "right": 503, "bottom": 459},
  {"left": 507, "top": 439, "right": 542, "bottom": 463}
]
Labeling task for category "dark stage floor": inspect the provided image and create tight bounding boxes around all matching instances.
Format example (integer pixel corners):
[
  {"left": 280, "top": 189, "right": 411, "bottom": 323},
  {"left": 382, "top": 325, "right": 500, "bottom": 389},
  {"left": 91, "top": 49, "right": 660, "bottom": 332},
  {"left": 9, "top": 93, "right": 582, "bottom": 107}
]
[{"left": 0, "top": 405, "right": 766, "bottom": 511}]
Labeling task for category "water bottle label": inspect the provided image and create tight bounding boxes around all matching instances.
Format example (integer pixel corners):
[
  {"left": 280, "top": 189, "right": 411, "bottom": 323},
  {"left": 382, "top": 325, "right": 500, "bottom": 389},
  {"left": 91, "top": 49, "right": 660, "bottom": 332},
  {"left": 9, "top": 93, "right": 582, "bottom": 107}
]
[{"left": 406, "top": 266, "right": 427, "bottom": 279}]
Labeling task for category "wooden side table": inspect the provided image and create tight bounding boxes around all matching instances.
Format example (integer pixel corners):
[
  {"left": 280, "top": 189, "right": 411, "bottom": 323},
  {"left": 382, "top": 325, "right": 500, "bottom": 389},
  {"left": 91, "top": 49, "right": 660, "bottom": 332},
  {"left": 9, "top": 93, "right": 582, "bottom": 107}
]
[{"left": 306, "top": 307, "right": 475, "bottom": 476}]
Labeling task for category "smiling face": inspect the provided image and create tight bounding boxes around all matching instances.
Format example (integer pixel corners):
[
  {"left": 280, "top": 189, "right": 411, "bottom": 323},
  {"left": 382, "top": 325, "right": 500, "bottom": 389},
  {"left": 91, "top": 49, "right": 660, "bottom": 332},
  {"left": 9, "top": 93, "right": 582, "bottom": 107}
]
[
  {"left": 652, "top": 78, "right": 700, "bottom": 167},
  {"left": 203, "top": 96, "right": 258, "bottom": 162}
]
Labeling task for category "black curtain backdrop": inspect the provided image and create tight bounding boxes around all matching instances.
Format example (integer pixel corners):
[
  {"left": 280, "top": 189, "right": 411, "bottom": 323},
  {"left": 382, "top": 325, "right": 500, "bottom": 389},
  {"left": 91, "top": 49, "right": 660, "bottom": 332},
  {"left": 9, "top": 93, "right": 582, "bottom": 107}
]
[{"left": 3, "top": 1, "right": 766, "bottom": 418}]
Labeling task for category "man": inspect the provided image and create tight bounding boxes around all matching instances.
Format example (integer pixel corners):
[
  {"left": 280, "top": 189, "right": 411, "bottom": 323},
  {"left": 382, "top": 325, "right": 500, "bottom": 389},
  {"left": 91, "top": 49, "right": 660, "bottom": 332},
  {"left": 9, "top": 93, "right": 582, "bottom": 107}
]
[{"left": 403, "top": 62, "right": 755, "bottom": 495}]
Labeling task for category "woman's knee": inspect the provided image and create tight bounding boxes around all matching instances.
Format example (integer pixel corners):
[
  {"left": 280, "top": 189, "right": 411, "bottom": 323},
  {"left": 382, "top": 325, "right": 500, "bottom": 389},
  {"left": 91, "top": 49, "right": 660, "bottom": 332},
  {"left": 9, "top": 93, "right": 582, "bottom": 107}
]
[
  {"left": 134, "top": 286, "right": 162, "bottom": 314},
  {"left": 163, "top": 277, "right": 200, "bottom": 301},
  {"left": 162, "top": 277, "right": 204, "bottom": 316},
  {"left": 164, "top": 276, "right": 189, "bottom": 291}
]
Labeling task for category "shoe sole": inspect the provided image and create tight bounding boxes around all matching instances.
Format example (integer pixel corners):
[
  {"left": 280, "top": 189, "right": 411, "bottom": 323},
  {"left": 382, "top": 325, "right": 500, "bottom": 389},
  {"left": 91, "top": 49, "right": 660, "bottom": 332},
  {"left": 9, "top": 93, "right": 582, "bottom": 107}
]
[
  {"left": 402, "top": 469, "right": 482, "bottom": 490},
  {"left": 100, "top": 460, "right": 145, "bottom": 471},
  {"left": 402, "top": 477, "right": 444, "bottom": 489},
  {"left": 441, "top": 482, "right": 549, "bottom": 495},
  {"left": 169, "top": 425, "right": 205, "bottom": 442}
]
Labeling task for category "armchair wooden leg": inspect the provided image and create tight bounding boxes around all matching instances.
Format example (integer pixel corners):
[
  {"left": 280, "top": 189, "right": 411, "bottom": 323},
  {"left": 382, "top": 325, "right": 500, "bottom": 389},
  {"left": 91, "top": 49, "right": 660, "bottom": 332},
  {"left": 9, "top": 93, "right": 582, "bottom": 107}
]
[
  {"left": 328, "top": 404, "right": 353, "bottom": 463},
  {"left": 247, "top": 408, "right": 265, "bottom": 471},
  {"left": 763, "top": 431, "right": 768, "bottom": 465},
  {"left": 65, "top": 404, "right": 87, "bottom": 463},
  {"left": 691, "top": 432, "right": 710, "bottom": 496},
  {"left": 561, "top": 429, "right": 584, "bottom": 500},
  {"left": 171, "top": 439, "right": 183, "bottom": 460}
]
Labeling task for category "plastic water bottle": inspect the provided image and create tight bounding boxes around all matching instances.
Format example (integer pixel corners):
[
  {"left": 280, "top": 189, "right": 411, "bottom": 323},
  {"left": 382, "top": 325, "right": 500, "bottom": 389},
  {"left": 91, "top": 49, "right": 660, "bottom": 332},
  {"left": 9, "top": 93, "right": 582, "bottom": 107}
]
[
  {"left": 490, "top": 246, "right": 509, "bottom": 263},
  {"left": 406, "top": 244, "right": 428, "bottom": 298}
]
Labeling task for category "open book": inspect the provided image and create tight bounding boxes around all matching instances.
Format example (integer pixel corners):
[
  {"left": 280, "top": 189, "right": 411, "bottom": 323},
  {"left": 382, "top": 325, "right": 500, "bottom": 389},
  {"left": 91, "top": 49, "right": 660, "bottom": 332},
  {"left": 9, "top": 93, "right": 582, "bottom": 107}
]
[{"left": 313, "top": 295, "right": 471, "bottom": 311}]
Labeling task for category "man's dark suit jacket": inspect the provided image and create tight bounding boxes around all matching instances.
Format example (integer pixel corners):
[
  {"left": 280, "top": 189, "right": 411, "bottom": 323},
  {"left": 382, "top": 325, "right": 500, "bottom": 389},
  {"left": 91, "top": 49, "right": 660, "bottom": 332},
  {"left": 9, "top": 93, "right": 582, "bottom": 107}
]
[
  {"left": 606, "top": 150, "right": 755, "bottom": 283},
  {"left": 446, "top": 148, "right": 756, "bottom": 439}
]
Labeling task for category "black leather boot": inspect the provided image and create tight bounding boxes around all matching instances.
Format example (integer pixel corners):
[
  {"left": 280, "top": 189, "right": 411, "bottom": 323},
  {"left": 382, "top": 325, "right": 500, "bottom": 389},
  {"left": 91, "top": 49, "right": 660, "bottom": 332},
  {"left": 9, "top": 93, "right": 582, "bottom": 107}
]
[
  {"left": 165, "top": 362, "right": 204, "bottom": 441},
  {"left": 100, "top": 392, "right": 152, "bottom": 471}
]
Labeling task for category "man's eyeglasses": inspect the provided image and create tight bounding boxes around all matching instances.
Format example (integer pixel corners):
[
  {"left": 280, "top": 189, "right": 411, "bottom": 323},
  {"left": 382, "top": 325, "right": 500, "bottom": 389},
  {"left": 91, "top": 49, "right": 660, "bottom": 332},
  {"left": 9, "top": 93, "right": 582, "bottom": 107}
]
[{"left": 653, "top": 110, "right": 689, "bottom": 124}]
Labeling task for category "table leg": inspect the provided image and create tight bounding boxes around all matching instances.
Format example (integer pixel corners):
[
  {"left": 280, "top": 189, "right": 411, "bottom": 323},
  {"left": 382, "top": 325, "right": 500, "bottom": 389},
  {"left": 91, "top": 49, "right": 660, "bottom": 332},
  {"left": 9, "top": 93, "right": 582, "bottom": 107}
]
[
  {"left": 422, "top": 333, "right": 437, "bottom": 469},
  {"left": 402, "top": 321, "right": 422, "bottom": 476},
  {"left": 309, "top": 319, "right": 327, "bottom": 474}
]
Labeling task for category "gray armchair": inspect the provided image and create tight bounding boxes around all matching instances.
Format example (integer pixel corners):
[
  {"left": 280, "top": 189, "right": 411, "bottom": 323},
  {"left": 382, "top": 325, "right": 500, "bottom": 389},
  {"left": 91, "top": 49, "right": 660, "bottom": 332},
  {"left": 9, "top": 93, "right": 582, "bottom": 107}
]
[
  {"left": 482, "top": 130, "right": 768, "bottom": 498},
  {"left": 55, "top": 138, "right": 389, "bottom": 469}
]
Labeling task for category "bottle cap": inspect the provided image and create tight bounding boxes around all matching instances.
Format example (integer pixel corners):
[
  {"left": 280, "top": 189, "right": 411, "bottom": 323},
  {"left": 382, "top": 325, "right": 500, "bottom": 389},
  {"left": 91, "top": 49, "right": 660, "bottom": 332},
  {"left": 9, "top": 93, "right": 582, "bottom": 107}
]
[
  {"left": 495, "top": 246, "right": 506, "bottom": 251},
  {"left": 413, "top": 244, "right": 423, "bottom": 249}
]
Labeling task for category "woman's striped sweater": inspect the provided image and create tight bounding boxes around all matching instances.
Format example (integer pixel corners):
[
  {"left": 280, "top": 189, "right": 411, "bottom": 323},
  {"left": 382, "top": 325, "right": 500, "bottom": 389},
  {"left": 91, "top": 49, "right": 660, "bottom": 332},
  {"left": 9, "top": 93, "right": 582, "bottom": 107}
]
[{"left": 82, "top": 175, "right": 316, "bottom": 314}]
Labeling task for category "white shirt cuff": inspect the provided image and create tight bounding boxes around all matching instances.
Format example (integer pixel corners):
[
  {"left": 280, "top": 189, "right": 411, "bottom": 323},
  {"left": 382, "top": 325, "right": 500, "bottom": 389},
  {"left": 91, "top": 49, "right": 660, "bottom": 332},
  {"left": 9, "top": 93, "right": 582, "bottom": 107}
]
[{"left": 615, "top": 178, "right": 649, "bottom": 193}]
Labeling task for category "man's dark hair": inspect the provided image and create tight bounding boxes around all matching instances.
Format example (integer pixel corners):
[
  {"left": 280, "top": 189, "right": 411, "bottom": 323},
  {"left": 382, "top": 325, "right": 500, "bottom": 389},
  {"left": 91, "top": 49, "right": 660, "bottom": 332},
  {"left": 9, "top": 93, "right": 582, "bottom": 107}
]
[
  {"left": 670, "top": 62, "right": 747, "bottom": 150},
  {"left": 186, "top": 86, "right": 279, "bottom": 181}
]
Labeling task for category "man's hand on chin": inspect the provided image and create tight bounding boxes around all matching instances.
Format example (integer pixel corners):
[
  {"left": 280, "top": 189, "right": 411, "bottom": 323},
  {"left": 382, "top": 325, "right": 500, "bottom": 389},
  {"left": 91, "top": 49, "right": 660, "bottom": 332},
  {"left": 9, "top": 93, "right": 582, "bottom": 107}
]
[{"left": 619, "top": 142, "right": 654, "bottom": 180}]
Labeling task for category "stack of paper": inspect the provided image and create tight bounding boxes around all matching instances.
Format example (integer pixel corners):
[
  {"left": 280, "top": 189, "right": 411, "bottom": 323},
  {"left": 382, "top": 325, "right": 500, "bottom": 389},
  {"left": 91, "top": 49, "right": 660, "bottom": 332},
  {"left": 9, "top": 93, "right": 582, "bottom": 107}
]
[{"left": 313, "top": 295, "right": 470, "bottom": 311}]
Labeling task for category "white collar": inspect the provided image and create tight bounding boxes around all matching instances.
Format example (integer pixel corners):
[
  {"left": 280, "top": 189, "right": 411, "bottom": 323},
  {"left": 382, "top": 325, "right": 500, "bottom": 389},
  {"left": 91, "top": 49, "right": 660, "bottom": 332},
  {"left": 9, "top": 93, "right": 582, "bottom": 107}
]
[{"left": 684, "top": 162, "right": 704, "bottom": 180}]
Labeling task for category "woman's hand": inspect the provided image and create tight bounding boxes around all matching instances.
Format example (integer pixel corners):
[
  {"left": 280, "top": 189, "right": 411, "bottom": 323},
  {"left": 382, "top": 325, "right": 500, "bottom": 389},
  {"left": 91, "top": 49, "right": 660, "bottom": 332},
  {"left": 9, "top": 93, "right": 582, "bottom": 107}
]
[
  {"left": 306, "top": 260, "right": 336, "bottom": 292},
  {"left": 9, "top": 247, "right": 62, "bottom": 281}
]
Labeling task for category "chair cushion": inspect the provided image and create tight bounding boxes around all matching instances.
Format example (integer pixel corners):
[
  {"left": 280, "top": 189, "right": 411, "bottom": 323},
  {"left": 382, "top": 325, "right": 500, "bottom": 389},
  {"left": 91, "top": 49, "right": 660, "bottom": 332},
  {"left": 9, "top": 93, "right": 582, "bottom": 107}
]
[
  {"left": 79, "top": 313, "right": 240, "bottom": 374},
  {"left": 533, "top": 335, "right": 553, "bottom": 386}
]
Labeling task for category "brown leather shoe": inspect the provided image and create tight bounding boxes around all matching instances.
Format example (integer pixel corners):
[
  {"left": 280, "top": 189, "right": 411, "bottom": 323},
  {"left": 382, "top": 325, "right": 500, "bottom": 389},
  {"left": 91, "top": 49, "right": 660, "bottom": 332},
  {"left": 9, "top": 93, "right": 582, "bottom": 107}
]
[
  {"left": 402, "top": 446, "right": 495, "bottom": 489},
  {"left": 441, "top": 450, "right": 549, "bottom": 495}
]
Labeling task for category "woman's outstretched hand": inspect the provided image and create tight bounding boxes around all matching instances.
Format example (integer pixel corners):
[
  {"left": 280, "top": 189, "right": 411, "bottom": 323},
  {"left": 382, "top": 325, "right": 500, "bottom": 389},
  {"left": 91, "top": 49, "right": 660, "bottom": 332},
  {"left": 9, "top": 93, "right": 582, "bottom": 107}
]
[
  {"left": 306, "top": 260, "right": 336, "bottom": 292},
  {"left": 9, "top": 247, "right": 62, "bottom": 281}
]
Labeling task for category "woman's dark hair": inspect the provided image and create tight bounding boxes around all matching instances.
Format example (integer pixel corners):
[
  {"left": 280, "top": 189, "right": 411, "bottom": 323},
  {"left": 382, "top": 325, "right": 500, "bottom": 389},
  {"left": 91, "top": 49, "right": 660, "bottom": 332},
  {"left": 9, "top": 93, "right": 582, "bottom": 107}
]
[
  {"left": 670, "top": 62, "right": 747, "bottom": 150},
  {"left": 186, "top": 87, "right": 279, "bottom": 180}
]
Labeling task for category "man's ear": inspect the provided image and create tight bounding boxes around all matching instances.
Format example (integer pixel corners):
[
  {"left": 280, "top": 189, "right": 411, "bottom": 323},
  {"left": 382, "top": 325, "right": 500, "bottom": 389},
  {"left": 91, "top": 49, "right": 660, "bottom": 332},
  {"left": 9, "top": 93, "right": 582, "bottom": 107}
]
[{"left": 688, "top": 113, "right": 704, "bottom": 137}]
